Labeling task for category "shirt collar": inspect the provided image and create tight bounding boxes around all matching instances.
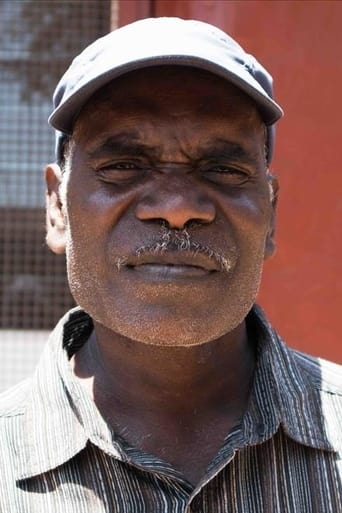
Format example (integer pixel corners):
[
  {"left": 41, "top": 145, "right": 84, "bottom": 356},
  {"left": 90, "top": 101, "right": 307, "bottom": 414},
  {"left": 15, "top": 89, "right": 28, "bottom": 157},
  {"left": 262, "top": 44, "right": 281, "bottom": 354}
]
[
  {"left": 242, "top": 305, "right": 339, "bottom": 452},
  {"left": 16, "top": 305, "right": 338, "bottom": 481},
  {"left": 16, "top": 308, "right": 124, "bottom": 481}
]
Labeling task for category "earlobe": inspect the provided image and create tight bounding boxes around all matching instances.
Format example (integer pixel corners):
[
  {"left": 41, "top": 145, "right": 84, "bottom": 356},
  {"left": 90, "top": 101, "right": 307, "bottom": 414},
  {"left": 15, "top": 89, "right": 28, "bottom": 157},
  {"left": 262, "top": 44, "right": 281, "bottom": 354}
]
[
  {"left": 45, "top": 163, "right": 67, "bottom": 254},
  {"left": 265, "top": 171, "right": 279, "bottom": 258}
]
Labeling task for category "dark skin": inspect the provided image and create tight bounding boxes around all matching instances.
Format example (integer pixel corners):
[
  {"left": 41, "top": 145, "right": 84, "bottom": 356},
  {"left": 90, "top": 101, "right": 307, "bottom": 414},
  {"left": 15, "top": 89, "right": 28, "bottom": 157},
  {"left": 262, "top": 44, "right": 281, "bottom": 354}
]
[{"left": 45, "top": 66, "right": 278, "bottom": 485}]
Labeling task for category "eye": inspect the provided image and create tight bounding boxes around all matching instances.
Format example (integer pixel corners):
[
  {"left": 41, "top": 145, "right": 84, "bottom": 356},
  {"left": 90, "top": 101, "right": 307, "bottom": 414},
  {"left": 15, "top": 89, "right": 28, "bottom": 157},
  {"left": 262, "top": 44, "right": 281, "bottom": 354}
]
[
  {"left": 203, "top": 164, "right": 250, "bottom": 184},
  {"left": 212, "top": 165, "right": 240, "bottom": 173},
  {"left": 99, "top": 161, "right": 139, "bottom": 171},
  {"left": 95, "top": 161, "right": 146, "bottom": 183},
  {"left": 105, "top": 162, "right": 138, "bottom": 170}
]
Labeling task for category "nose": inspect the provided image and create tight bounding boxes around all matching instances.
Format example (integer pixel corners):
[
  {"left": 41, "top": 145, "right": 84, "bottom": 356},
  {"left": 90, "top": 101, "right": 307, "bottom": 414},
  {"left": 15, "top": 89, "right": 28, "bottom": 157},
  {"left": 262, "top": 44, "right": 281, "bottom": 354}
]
[{"left": 135, "top": 180, "right": 216, "bottom": 229}]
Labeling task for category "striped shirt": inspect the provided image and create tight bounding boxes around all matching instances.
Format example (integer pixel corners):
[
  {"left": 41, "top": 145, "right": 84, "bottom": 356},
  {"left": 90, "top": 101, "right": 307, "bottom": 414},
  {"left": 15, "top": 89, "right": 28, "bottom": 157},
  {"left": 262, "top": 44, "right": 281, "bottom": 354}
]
[{"left": 0, "top": 306, "right": 341, "bottom": 512}]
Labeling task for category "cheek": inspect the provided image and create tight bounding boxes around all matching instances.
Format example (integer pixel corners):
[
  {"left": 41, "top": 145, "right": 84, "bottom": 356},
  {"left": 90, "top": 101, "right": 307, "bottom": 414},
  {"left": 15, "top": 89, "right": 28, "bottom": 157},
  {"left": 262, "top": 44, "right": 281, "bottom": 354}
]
[
  {"left": 63, "top": 177, "right": 142, "bottom": 298},
  {"left": 218, "top": 189, "right": 272, "bottom": 246},
  {"left": 65, "top": 171, "right": 139, "bottom": 241}
]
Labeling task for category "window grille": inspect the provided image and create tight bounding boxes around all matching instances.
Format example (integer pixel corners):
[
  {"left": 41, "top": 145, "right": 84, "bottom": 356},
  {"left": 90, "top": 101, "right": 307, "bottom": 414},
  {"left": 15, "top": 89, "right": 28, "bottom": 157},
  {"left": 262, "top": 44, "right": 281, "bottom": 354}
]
[{"left": 0, "top": 0, "right": 111, "bottom": 331}]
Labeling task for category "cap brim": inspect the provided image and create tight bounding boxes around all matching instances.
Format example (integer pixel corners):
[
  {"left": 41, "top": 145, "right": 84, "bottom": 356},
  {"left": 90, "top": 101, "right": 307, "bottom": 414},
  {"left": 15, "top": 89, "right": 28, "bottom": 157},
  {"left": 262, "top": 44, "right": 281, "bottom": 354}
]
[{"left": 49, "top": 55, "right": 283, "bottom": 134}]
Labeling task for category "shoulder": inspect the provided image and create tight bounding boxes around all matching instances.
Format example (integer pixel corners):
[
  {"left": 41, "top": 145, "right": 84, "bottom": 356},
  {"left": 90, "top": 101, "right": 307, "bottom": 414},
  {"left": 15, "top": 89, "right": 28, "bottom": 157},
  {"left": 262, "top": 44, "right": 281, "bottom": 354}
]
[
  {"left": 291, "top": 349, "right": 342, "bottom": 395},
  {"left": 252, "top": 304, "right": 341, "bottom": 395},
  {"left": 0, "top": 378, "right": 32, "bottom": 418},
  {"left": 0, "top": 380, "right": 31, "bottom": 479},
  {"left": 290, "top": 349, "right": 342, "bottom": 450}
]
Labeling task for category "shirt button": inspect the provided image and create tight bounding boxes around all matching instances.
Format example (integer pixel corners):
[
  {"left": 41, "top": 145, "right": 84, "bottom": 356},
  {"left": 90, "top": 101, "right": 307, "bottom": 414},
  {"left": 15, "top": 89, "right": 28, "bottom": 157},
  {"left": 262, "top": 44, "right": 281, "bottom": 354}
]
[{"left": 256, "top": 423, "right": 266, "bottom": 437}]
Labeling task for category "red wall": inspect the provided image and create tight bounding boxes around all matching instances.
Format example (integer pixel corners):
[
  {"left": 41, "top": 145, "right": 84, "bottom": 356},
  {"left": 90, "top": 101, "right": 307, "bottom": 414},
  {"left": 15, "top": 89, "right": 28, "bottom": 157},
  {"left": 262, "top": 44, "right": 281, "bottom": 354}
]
[{"left": 118, "top": 1, "right": 342, "bottom": 362}]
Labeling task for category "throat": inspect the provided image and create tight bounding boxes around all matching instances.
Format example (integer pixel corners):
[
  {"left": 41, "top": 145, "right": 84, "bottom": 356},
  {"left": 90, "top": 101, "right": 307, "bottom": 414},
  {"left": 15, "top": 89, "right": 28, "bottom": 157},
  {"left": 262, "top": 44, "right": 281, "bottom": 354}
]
[
  {"left": 97, "top": 394, "right": 243, "bottom": 486},
  {"left": 71, "top": 322, "right": 256, "bottom": 484},
  {"left": 72, "top": 321, "right": 256, "bottom": 412}
]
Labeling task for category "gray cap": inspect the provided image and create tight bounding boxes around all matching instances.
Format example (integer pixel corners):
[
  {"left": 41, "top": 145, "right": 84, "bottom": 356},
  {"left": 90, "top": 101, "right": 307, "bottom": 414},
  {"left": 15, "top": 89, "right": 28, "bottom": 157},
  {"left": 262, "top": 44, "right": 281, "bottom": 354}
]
[{"left": 49, "top": 17, "right": 283, "bottom": 163}]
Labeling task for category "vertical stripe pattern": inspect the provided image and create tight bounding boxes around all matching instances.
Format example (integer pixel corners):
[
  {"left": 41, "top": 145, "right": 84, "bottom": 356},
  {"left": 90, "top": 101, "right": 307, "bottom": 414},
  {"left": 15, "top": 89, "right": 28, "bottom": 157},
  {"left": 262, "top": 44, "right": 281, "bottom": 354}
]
[{"left": 0, "top": 306, "right": 341, "bottom": 512}]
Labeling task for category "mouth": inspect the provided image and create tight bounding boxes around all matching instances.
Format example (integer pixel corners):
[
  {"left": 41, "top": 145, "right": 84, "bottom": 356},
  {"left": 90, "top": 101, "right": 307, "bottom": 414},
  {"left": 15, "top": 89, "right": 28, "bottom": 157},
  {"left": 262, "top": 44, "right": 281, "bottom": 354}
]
[
  {"left": 118, "top": 249, "right": 229, "bottom": 282},
  {"left": 130, "top": 262, "right": 215, "bottom": 279}
]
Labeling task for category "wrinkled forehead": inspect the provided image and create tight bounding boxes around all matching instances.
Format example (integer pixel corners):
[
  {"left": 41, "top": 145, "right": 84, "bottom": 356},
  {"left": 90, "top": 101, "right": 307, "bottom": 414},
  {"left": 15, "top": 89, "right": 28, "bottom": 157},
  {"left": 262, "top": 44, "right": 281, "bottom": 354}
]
[
  {"left": 72, "top": 66, "right": 264, "bottom": 139},
  {"left": 83, "top": 66, "right": 260, "bottom": 111},
  {"left": 57, "top": 66, "right": 268, "bottom": 167}
]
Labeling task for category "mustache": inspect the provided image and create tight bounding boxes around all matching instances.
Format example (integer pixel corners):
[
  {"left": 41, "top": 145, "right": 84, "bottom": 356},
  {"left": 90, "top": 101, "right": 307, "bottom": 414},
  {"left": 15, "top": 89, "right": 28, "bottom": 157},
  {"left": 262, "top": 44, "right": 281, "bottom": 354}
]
[{"left": 115, "top": 226, "right": 238, "bottom": 274}]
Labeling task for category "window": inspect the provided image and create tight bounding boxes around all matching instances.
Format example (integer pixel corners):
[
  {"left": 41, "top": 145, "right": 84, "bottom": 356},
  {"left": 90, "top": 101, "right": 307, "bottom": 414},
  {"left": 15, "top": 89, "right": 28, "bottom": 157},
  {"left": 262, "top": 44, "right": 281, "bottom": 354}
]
[{"left": 0, "top": 0, "right": 111, "bottom": 329}]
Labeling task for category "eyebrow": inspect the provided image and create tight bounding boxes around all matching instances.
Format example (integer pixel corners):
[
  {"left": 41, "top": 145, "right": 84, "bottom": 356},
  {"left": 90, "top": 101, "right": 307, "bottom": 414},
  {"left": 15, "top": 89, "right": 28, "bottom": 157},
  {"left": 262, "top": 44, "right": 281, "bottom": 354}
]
[
  {"left": 86, "top": 132, "right": 158, "bottom": 160},
  {"left": 86, "top": 133, "right": 262, "bottom": 167},
  {"left": 198, "top": 139, "right": 262, "bottom": 167}
]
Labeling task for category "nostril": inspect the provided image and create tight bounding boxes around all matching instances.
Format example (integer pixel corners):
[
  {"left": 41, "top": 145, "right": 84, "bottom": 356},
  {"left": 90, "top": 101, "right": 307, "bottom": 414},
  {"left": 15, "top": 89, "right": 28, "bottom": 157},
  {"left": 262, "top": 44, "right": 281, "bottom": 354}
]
[
  {"left": 185, "top": 219, "right": 207, "bottom": 230},
  {"left": 135, "top": 191, "right": 216, "bottom": 230}
]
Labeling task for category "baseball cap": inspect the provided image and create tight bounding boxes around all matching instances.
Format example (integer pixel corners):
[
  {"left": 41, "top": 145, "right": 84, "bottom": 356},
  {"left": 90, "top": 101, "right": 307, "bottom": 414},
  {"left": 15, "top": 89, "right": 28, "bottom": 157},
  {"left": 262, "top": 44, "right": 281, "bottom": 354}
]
[{"left": 49, "top": 17, "right": 283, "bottom": 163}]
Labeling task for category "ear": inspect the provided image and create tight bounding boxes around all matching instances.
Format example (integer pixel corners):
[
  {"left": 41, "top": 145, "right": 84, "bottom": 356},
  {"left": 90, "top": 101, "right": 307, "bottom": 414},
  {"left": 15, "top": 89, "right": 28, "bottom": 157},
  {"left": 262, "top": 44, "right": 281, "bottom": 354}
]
[
  {"left": 45, "top": 163, "right": 67, "bottom": 254},
  {"left": 264, "top": 171, "right": 279, "bottom": 258}
]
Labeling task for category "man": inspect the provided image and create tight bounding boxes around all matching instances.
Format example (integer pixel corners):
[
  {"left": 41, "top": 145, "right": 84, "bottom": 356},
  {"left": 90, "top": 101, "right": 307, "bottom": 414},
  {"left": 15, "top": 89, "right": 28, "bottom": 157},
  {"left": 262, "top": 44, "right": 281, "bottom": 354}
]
[{"left": 0, "top": 17, "right": 341, "bottom": 513}]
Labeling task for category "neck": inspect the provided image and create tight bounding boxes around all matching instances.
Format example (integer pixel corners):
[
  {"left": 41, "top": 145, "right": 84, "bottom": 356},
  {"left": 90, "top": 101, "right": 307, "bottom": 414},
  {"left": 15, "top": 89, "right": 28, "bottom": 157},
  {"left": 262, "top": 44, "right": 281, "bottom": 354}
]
[
  {"left": 73, "top": 320, "right": 256, "bottom": 417},
  {"left": 73, "top": 319, "right": 256, "bottom": 484}
]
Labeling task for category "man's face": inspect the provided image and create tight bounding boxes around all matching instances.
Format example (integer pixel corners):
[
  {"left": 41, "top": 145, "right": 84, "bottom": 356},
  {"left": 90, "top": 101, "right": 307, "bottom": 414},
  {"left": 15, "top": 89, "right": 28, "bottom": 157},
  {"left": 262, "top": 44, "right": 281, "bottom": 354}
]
[{"left": 50, "top": 66, "right": 276, "bottom": 347}]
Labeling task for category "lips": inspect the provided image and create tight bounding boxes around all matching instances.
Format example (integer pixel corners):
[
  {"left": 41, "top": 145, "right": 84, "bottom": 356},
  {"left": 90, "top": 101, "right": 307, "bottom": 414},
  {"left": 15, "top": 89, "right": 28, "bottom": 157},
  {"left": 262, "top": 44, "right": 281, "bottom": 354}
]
[
  {"left": 122, "top": 249, "right": 223, "bottom": 281},
  {"left": 134, "top": 264, "right": 214, "bottom": 280}
]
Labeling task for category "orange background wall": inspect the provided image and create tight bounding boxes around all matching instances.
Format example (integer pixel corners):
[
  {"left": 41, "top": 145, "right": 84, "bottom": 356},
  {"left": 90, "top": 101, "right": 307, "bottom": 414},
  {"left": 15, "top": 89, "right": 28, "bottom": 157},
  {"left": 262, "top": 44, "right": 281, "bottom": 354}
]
[{"left": 118, "top": 0, "right": 342, "bottom": 362}]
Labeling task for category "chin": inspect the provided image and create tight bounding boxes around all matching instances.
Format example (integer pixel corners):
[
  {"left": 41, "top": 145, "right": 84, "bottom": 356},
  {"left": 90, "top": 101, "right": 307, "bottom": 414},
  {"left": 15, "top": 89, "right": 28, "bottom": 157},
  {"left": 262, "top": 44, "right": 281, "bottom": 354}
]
[
  {"left": 90, "top": 301, "right": 251, "bottom": 348},
  {"left": 69, "top": 256, "right": 263, "bottom": 348}
]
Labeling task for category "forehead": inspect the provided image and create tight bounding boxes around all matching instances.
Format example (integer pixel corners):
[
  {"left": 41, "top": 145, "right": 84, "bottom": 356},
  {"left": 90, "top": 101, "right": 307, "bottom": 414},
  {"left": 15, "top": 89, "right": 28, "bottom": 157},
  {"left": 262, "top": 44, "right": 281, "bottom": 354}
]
[
  {"left": 77, "top": 66, "right": 262, "bottom": 119},
  {"left": 72, "top": 66, "right": 265, "bottom": 151}
]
